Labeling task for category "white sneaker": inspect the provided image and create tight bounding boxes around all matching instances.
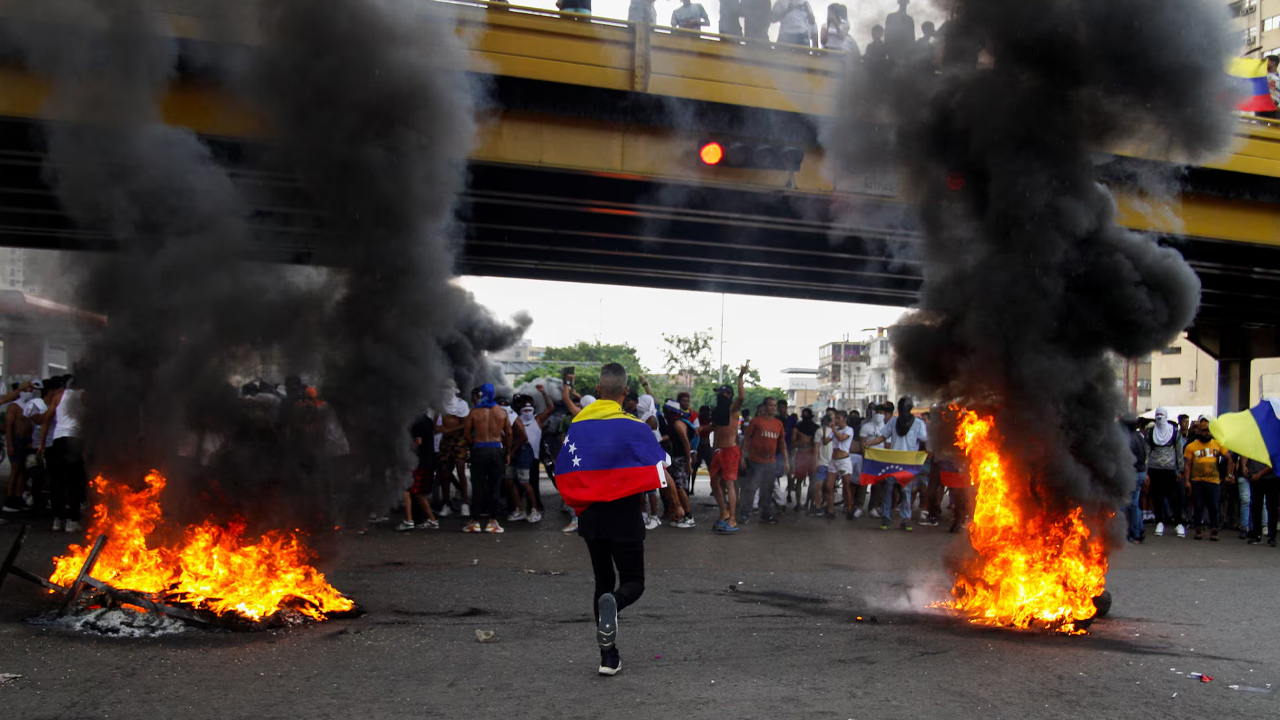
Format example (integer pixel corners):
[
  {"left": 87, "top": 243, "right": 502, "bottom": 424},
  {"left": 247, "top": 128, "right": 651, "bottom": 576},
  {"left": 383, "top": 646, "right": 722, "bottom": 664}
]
[
  {"left": 644, "top": 516, "right": 661, "bottom": 530},
  {"left": 51, "top": 518, "right": 64, "bottom": 532},
  {"left": 460, "top": 503, "right": 470, "bottom": 518},
  {"left": 484, "top": 521, "right": 505, "bottom": 534},
  {"left": 853, "top": 508, "right": 864, "bottom": 518},
  {"left": 64, "top": 520, "right": 81, "bottom": 533},
  {"left": 562, "top": 519, "right": 578, "bottom": 534},
  {"left": 1175, "top": 524, "right": 1186, "bottom": 538},
  {"left": 1155, "top": 522, "right": 1164, "bottom": 536},
  {"left": 395, "top": 520, "right": 415, "bottom": 532},
  {"left": 437, "top": 505, "right": 454, "bottom": 518},
  {"left": 676, "top": 516, "right": 696, "bottom": 529},
  {"left": 869, "top": 508, "right": 881, "bottom": 519},
  {"left": 415, "top": 520, "right": 440, "bottom": 530},
  {"left": 508, "top": 510, "right": 527, "bottom": 522},
  {"left": 527, "top": 510, "right": 543, "bottom": 523}
]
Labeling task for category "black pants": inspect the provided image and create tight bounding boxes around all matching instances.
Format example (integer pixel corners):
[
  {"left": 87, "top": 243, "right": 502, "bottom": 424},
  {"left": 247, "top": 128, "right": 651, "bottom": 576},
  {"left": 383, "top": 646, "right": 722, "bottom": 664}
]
[
  {"left": 1191, "top": 481, "right": 1220, "bottom": 530},
  {"left": 1149, "top": 468, "right": 1184, "bottom": 525},
  {"left": 469, "top": 447, "right": 505, "bottom": 522},
  {"left": 584, "top": 538, "right": 644, "bottom": 621},
  {"left": 1251, "top": 475, "right": 1280, "bottom": 541},
  {"left": 48, "top": 437, "right": 86, "bottom": 522}
]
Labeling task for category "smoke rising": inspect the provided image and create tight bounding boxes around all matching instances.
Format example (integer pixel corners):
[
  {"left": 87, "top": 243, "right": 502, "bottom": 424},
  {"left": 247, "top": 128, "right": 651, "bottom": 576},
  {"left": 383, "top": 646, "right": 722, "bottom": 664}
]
[
  {"left": 6, "top": 0, "right": 529, "bottom": 528},
  {"left": 830, "top": 0, "right": 1235, "bottom": 513}
]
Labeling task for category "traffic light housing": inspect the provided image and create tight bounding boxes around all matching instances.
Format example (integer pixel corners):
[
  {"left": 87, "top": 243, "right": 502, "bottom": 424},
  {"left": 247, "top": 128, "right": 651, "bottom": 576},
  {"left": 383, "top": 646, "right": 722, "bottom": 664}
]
[{"left": 697, "top": 139, "right": 805, "bottom": 172}]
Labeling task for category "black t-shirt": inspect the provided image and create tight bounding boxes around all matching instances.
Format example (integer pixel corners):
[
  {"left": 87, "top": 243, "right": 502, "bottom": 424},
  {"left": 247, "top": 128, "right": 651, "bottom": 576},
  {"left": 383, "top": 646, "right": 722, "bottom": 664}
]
[{"left": 578, "top": 493, "right": 645, "bottom": 541}]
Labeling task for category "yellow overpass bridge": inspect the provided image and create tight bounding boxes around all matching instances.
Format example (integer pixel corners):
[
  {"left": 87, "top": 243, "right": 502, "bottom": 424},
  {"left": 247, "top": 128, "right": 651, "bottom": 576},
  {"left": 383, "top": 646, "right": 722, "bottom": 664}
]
[{"left": 0, "top": 1, "right": 1278, "bottom": 385}]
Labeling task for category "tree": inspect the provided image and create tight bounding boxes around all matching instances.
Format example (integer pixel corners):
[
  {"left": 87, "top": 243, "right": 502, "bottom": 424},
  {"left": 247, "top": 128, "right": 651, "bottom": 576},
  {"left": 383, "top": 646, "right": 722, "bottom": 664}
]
[
  {"left": 661, "top": 329, "right": 715, "bottom": 393},
  {"left": 517, "top": 341, "right": 648, "bottom": 396}
]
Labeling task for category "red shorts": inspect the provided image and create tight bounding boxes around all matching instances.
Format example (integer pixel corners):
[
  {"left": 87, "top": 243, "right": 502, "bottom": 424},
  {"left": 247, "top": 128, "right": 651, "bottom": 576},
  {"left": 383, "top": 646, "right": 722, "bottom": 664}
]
[
  {"left": 709, "top": 446, "right": 741, "bottom": 482},
  {"left": 409, "top": 467, "right": 433, "bottom": 495},
  {"left": 793, "top": 448, "right": 814, "bottom": 480}
]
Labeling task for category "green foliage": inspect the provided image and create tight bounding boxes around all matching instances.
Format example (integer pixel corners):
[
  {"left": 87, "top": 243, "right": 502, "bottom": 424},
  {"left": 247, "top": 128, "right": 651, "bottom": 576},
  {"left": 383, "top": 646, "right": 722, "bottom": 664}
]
[
  {"left": 517, "top": 341, "right": 647, "bottom": 396},
  {"left": 660, "top": 329, "right": 715, "bottom": 391}
]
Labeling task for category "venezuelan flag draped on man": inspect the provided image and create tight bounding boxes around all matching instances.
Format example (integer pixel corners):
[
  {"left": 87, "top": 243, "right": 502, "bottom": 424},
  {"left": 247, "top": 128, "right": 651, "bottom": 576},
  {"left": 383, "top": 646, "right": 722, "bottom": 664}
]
[
  {"left": 555, "top": 400, "right": 667, "bottom": 514},
  {"left": 1228, "top": 58, "right": 1277, "bottom": 113},
  {"left": 1209, "top": 399, "right": 1280, "bottom": 467}
]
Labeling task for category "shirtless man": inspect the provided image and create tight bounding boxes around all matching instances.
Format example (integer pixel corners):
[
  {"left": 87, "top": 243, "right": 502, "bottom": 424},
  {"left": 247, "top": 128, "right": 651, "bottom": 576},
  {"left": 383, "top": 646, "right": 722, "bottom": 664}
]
[
  {"left": 463, "top": 383, "right": 512, "bottom": 534},
  {"left": 709, "top": 365, "right": 748, "bottom": 533}
]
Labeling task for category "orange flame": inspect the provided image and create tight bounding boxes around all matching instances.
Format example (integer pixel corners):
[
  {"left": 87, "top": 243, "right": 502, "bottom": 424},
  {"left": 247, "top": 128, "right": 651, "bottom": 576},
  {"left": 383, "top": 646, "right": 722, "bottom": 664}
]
[
  {"left": 941, "top": 409, "right": 1108, "bottom": 633},
  {"left": 50, "top": 471, "right": 354, "bottom": 622}
]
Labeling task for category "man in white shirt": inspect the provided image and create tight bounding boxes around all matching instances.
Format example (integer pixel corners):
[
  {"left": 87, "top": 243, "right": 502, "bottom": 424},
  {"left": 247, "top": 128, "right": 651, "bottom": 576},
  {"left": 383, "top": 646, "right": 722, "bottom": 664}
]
[
  {"left": 869, "top": 397, "right": 928, "bottom": 531},
  {"left": 770, "top": 0, "right": 816, "bottom": 47},
  {"left": 861, "top": 402, "right": 890, "bottom": 517}
]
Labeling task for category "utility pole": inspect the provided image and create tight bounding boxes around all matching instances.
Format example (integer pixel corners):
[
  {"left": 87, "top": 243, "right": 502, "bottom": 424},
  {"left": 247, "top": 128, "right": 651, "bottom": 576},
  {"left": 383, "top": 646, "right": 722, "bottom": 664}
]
[{"left": 719, "top": 293, "right": 725, "bottom": 383}]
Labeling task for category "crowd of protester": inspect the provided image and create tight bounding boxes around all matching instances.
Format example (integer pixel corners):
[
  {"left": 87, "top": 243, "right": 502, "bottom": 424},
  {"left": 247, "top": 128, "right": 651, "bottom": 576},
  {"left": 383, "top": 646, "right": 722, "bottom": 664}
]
[
  {"left": 5, "top": 368, "right": 1275, "bottom": 549},
  {"left": 1123, "top": 409, "right": 1278, "bottom": 546}
]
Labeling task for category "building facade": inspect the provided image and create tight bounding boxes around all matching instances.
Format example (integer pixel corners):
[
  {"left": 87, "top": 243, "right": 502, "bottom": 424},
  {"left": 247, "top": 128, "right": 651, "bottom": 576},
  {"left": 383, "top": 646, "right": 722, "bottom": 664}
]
[
  {"left": 1147, "top": 333, "right": 1219, "bottom": 416},
  {"left": 815, "top": 328, "right": 899, "bottom": 412},
  {"left": 1233, "top": 0, "right": 1280, "bottom": 58},
  {"left": 489, "top": 338, "right": 545, "bottom": 363}
]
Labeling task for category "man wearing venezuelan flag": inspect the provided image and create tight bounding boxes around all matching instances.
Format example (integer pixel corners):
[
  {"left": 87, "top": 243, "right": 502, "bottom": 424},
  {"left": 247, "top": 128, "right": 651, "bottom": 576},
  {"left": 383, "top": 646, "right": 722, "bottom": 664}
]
[{"left": 555, "top": 363, "right": 667, "bottom": 676}]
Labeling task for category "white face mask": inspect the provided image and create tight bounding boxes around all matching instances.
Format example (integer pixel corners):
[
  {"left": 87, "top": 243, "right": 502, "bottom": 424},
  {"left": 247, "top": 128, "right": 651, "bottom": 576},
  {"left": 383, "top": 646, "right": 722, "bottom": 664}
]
[
  {"left": 520, "top": 408, "right": 535, "bottom": 420},
  {"left": 18, "top": 391, "right": 34, "bottom": 404},
  {"left": 873, "top": 413, "right": 885, "bottom": 425}
]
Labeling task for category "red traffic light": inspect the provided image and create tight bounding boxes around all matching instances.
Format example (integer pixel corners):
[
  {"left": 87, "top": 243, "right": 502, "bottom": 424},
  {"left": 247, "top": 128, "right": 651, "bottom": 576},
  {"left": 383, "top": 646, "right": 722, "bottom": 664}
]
[{"left": 699, "top": 141, "right": 725, "bottom": 166}]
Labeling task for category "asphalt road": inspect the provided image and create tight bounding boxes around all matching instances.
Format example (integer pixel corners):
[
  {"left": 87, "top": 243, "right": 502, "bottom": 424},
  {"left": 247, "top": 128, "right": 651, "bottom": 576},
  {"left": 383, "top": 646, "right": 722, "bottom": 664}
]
[{"left": 1, "top": 491, "right": 1278, "bottom": 720}]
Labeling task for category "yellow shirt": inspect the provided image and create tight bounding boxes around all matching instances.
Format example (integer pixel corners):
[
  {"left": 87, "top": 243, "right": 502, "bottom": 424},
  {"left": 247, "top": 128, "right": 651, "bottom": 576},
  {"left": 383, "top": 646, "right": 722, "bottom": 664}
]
[{"left": 1183, "top": 439, "right": 1225, "bottom": 484}]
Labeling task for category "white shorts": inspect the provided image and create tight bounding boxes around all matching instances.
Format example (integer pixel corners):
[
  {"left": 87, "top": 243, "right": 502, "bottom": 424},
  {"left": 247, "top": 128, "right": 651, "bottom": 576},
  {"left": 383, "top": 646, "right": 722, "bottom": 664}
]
[{"left": 831, "top": 456, "right": 853, "bottom": 476}]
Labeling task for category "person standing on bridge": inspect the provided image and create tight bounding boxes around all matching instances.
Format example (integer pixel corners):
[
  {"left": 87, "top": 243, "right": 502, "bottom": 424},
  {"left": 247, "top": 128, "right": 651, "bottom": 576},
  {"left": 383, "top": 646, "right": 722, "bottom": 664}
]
[
  {"left": 719, "top": 0, "right": 743, "bottom": 36},
  {"left": 556, "top": 0, "right": 592, "bottom": 17},
  {"left": 771, "top": 0, "right": 817, "bottom": 47},
  {"left": 740, "top": 0, "right": 770, "bottom": 40},
  {"left": 628, "top": 0, "right": 656, "bottom": 24},
  {"left": 671, "top": 0, "right": 710, "bottom": 30},
  {"left": 554, "top": 363, "right": 666, "bottom": 676},
  {"left": 883, "top": 0, "right": 915, "bottom": 66}
]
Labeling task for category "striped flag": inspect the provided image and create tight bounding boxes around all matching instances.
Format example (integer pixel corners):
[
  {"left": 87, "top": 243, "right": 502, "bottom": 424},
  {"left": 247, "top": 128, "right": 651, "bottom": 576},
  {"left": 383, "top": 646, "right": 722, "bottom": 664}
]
[
  {"left": 555, "top": 399, "right": 667, "bottom": 514},
  {"left": 1209, "top": 399, "right": 1280, "bottom": 468},
  {"left": 1228, "top": 58, "right": 1277, "bottom": 113},
  {"left": 859, "top": 447, "right": 929, "bottom": 487}
]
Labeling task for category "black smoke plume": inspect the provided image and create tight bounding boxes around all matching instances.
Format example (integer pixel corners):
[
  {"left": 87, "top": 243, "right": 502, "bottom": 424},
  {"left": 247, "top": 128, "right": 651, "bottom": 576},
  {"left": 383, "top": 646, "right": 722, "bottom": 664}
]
[
  {"left": 5, "top": 0, "right": 528, "bottom": 529},
  {"left": 830, "top": 0, "right": 1234, "bottom": 515}
]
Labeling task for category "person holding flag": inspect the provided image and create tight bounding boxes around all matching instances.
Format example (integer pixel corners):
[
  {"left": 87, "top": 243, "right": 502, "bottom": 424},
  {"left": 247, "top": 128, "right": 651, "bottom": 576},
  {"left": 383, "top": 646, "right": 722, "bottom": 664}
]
[
  {"left": 864, "top": 396, "right": 929, "bottom": 531},
  {"left": 555, "top": 363, "right": 667, "bottom": 677}
]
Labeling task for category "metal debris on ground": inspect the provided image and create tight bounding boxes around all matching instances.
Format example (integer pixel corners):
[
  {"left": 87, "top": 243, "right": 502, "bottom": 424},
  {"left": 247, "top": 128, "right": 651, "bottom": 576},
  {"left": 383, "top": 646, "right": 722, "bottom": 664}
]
[
  {"left": 0, "top": 674, "right": 21, "bottom": 685},
  {"left": 1227, "top": 685, "right": 1273, "bottom": 693},
  {"left": 474, "top": 629, "right": 497, "bottom": 643}
]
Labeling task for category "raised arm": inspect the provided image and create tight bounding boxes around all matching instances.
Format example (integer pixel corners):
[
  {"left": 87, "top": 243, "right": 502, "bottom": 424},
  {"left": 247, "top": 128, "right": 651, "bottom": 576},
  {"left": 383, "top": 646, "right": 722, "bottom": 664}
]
[
  {"left": 561, "top": 373, "right": 582, "bottom": 417},
  {"left": 730, "top": 364, "right": 747, "bottom": 416},
  {"left": 534, "top": 384, "right": 556, "bottom": 424}
]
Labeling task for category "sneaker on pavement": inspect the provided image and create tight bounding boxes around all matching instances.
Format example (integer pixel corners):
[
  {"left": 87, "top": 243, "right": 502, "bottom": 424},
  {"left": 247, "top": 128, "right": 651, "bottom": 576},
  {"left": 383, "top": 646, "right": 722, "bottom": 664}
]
[
  {"left": 597, "top": 592, "right": 618, "bottom": 650},
  {"left": 460, "top": 503, "right": 470, "bottom": 518},
  {"left": 395, "top": 520, "right": 415, "bottom": 532},
  {"left": 485, "top": 520, "right": 505, "bottom": 534},
  {"left": 51, "top": 518, "right": 64, "bottom": 532},
  {"left": 598, "top": 646, "right": 622, "bottom": 676},
  {"left": 880, "top": 519, "right": 889, "bottom": 531},
  {"left": 562, "top": 519, "right": 579, "bottom": 534},
  {"left": 508, "top": 510, "right": 527, "bottom": 522},
  {"left": 65, "top": 520, "right": 82, "bottom": 533},
  {"left": 527, "top": 510, "right": 543, "bottom": 523},
  {"left": 902, "top": 522, "right": 913, "bottom": 532},
  {"left": 853, "top": 508, "right": 864, "bottom": 518},
  {"left": 644, "top": 516, "right": 661, "bottom": 530},
  {"left": 678, "top": 516, "right": 696, "bottom": 528},
  {"left": 1, "top": 497, "right": 23, "bottom": 513},
  {"left": 1210, "top": 529, "right": 1219, "bottom": 542},
  {"left": 462, "top": 520, "right": 482, "bottom": 533},
  {"left": 437, "top": 505, "right": 454, "bottom": 518},
  {"left": 920, "top": 517, "right": 939, "bottom": 527},
  {"left": 1154, "top": 522, "right": 1164, "bottom": 536},
  {"left": 416, "top": 520, "right": 440, "bottom": 530},
  {"left": 1194, "top": 527, "right": 1203, "bottom": 540},
  {"left": 1247, "top": 537, "right": 1262, "bottom": 545},
  {"left": 1175, "top": 524, "right": 1186, "bottom": 538},
  {"left": 869, "top": 508, "right": 882, "bottom": 519}
]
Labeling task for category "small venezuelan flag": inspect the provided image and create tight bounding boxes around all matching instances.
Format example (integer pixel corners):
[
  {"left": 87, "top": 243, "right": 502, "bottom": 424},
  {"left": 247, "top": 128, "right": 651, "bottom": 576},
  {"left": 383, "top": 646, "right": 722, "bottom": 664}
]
[
  {"left": 1209, "top": 399, "right": 1280, "bottom": 468},
  {"left": 936, "top": 457, "right": 969, "bottom": 489},
  {"left": 1228, "top": 58, "right": 1276, "bottom": 113},
  {"left": 859, "top": 447, "right": 929, "bottom": 487},
  {"left": 555, "top": 399, "right": 667, "bottom": 514}
]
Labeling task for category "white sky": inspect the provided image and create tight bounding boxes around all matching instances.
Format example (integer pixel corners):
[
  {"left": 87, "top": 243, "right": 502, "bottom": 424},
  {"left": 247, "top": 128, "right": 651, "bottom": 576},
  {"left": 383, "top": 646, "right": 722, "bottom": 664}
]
[
  {"left": 456, "top": 275, "right": 909, "bottom": 388},
  {"left": 513, "top": 0, "right": 946, "bottom": 47}
]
